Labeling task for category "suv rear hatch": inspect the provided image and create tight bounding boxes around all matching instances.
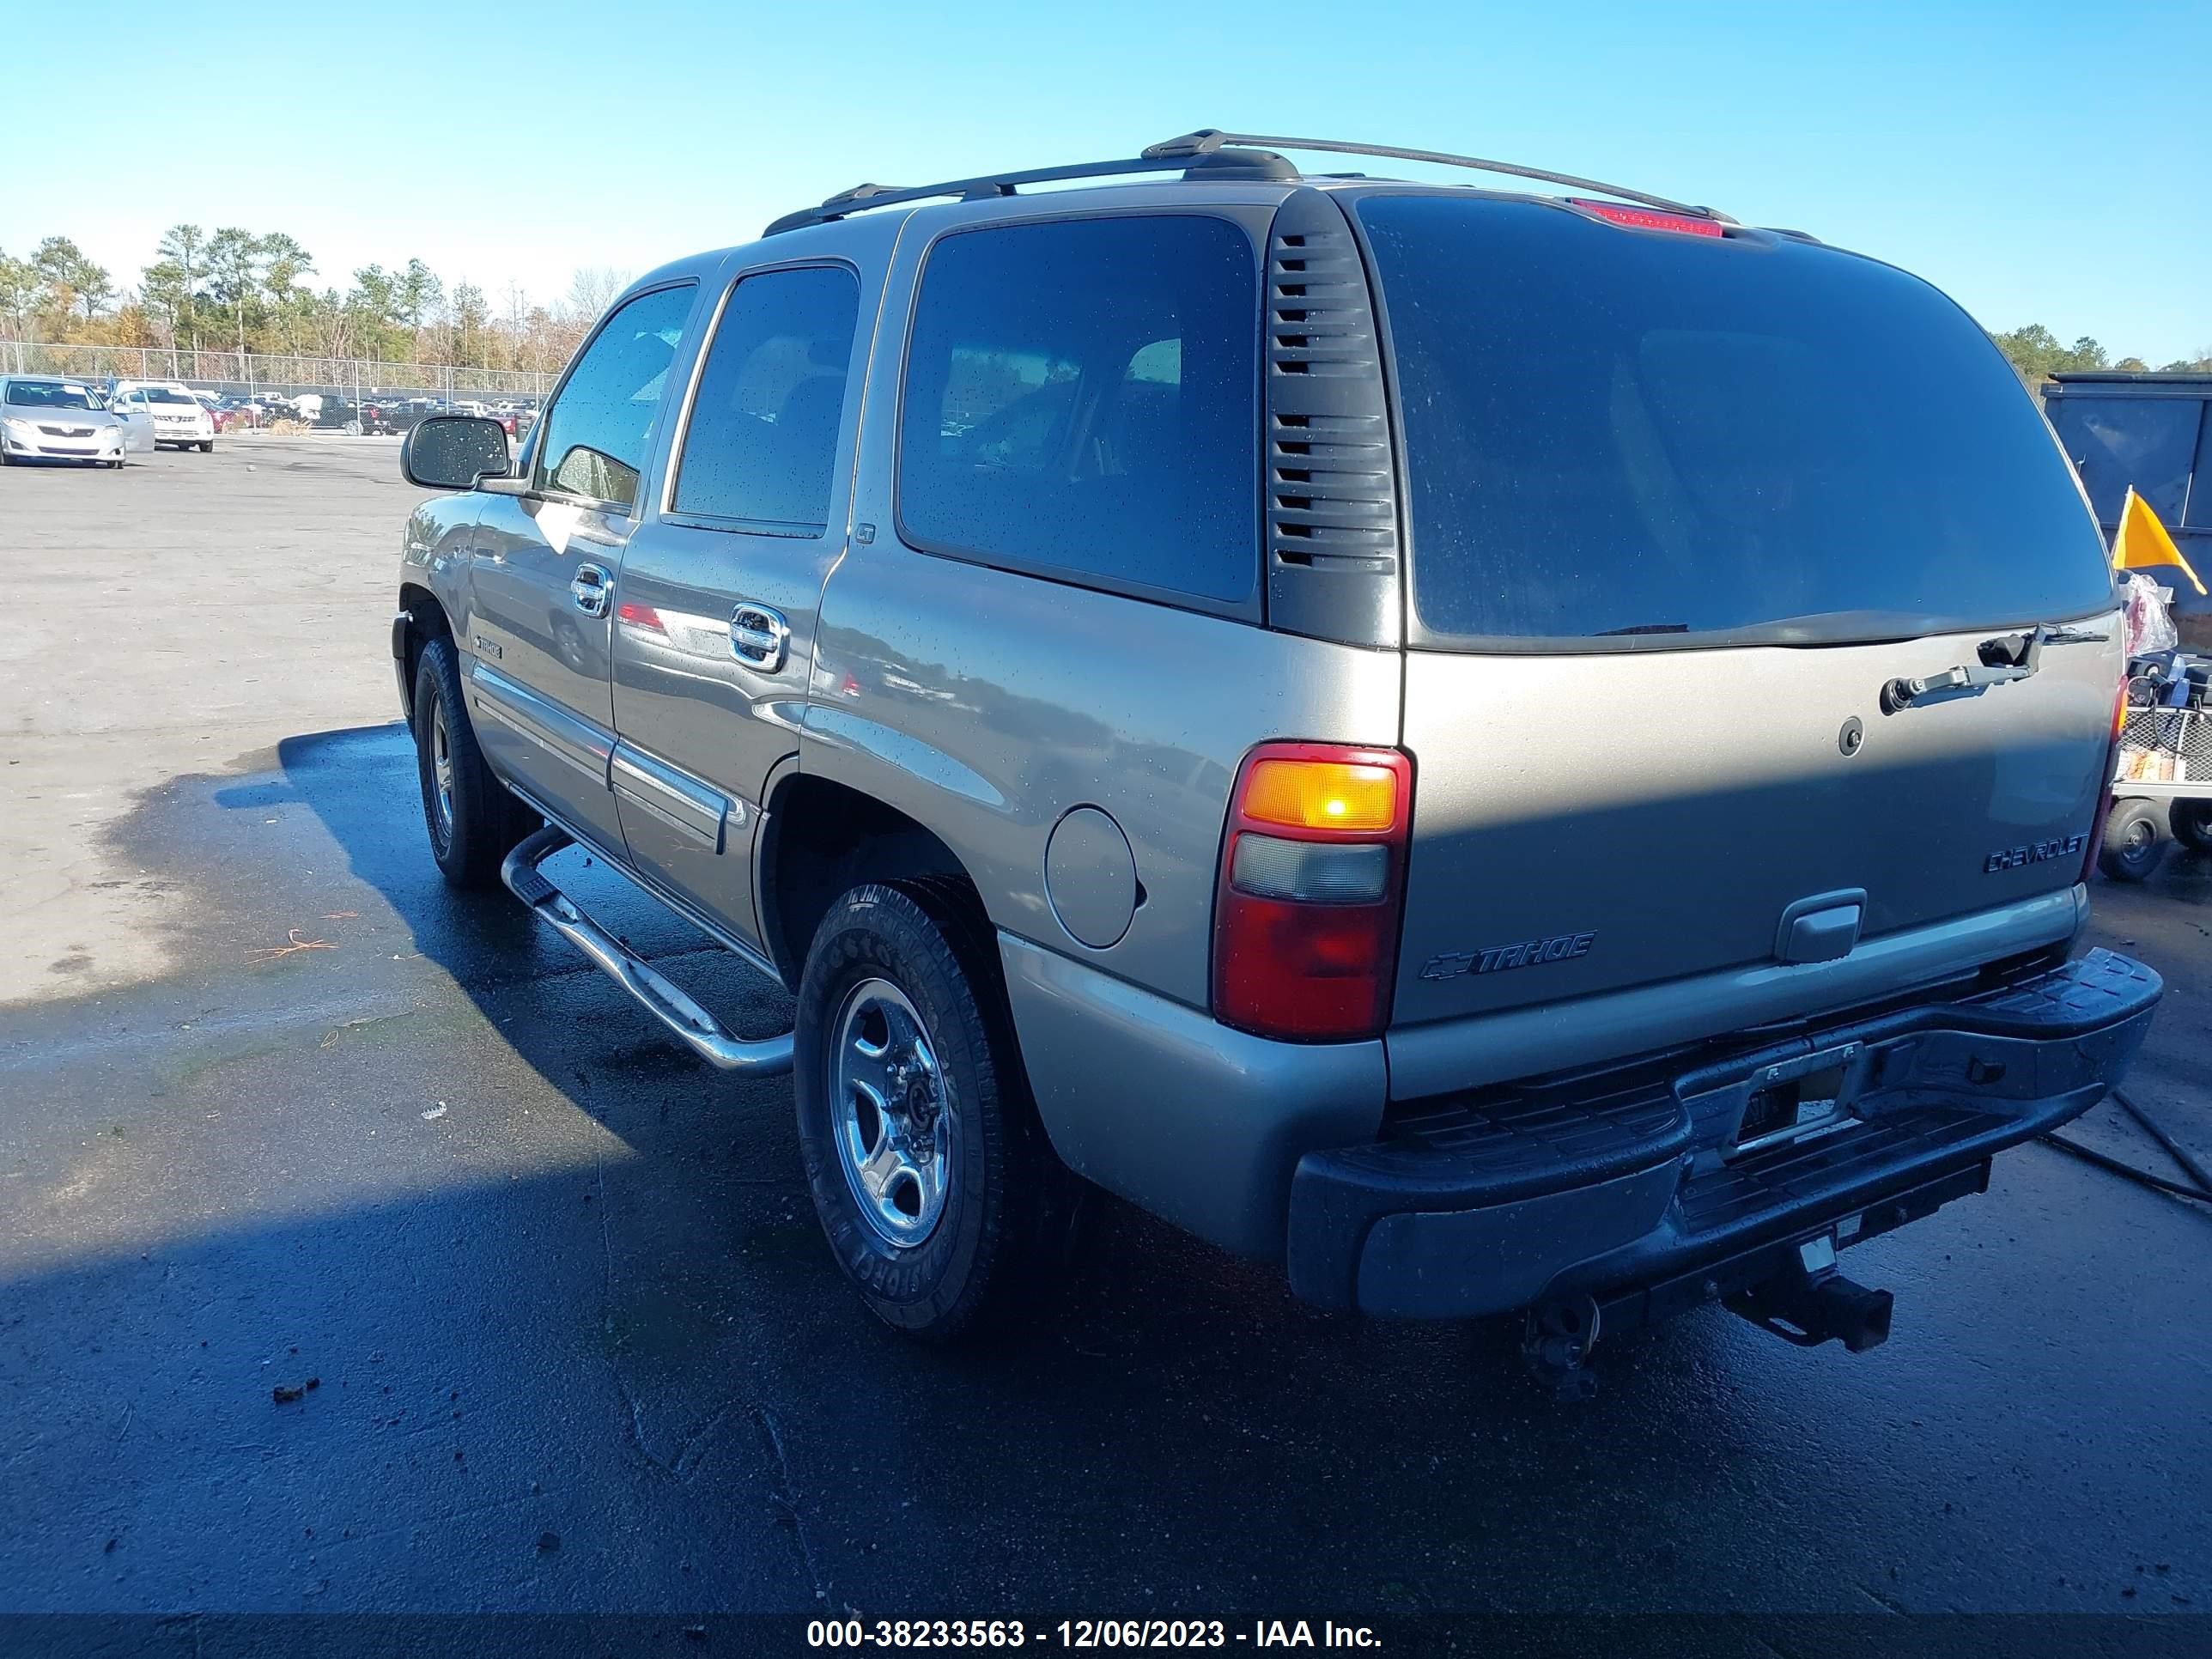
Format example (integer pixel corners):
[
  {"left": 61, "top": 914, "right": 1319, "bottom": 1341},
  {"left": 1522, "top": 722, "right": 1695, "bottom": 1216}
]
[{"left": 1352, "top": 194, "right": 2123, "bottom": 1026}]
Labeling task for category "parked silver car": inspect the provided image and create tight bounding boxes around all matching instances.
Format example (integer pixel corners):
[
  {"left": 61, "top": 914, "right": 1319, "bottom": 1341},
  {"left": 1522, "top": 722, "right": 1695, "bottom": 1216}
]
[
  {"left": 387, "top": 130, "right": 2158, "bottom": 1391},
  {"left": 1, "top": 374, "right": 137, "bottom": 466}
]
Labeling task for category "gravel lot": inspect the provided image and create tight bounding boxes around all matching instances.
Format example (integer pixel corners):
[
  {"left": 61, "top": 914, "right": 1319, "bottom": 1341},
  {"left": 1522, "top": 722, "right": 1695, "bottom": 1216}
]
[{"left": 2, "top": 438, "right": 2209, "bottom": 1620}]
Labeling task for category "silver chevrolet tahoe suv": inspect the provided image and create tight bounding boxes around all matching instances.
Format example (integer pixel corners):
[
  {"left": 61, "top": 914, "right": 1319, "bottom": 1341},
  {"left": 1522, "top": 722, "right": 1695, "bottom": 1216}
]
[{"left": 390, "top": 130, "right": 2159, "bottom": 1391}]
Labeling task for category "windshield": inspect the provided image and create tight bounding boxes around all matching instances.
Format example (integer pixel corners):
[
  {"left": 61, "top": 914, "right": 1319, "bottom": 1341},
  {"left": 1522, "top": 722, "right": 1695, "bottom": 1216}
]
[
  {"left": 143, "top": 387, "right": 196, "bottom": 404},
  {"left": 1355, "top": 195, "right": 2115, "bottom": 647},
  {"left": 5, "top": 381, "right": 97, "bottom": 410}
]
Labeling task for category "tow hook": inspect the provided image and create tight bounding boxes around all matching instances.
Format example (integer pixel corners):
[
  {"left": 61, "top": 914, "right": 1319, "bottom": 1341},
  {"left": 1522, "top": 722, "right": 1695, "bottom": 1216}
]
[{"left": 1725, "top": 1237, "right": 1893, "bottom": 1353}]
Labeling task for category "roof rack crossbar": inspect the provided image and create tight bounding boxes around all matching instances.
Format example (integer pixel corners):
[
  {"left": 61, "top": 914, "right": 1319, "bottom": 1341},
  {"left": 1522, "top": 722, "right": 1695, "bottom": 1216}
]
[
  {"left": 763, "top": 152, "right": 1212, "bottom": 236},
  {"left": 1143, "top": 129, "right": 1731, "bottom": 222}
]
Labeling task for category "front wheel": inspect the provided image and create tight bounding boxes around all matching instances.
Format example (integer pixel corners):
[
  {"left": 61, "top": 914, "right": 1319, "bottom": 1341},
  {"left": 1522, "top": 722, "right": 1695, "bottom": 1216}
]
[
  {"left": 794, "top": 882, "right": 1073, "bottom": 1340},
  {"left": 2099, "top": 798, "right": 2168, "bottom": 883},
  {"left": 411, "top": 635, "right": 532, "bottom": 888},
  {"left": 198, "top": 441, "right": 215, "bottom": 453}
]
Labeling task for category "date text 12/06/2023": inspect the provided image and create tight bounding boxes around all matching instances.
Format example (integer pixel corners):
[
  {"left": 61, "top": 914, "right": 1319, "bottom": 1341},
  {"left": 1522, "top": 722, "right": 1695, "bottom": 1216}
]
[{"left": 805, "top": 1618, "right": 1385, "bottom": 1649}]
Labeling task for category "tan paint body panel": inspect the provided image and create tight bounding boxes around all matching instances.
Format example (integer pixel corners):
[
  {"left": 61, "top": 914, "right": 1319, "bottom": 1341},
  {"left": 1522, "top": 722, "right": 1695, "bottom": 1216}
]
[{"left": 1393, "top": 621, "right": 2123, "bottom": 1027}]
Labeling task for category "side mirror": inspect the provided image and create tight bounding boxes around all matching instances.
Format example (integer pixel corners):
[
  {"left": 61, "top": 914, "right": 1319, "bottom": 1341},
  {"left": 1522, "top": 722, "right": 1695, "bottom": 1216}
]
[{"left": 401, "top": 415, "right": 512, "bottom": 490}]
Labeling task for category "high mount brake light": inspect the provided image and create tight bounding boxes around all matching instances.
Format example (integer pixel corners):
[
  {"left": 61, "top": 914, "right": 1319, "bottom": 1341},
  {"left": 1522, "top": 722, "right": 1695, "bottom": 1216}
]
[
  {"left": 1565, "top": 198, "right": 1725, "bottom": 238},
  {"left": 1213, "top": 743, "right": 1413, "bottom": 1042}
]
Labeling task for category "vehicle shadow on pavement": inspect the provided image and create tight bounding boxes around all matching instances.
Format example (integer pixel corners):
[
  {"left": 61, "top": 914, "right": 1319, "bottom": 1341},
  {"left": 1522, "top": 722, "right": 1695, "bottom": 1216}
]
[{"left": 5, "top": 723, "right": 2209, "bottom": 1614}]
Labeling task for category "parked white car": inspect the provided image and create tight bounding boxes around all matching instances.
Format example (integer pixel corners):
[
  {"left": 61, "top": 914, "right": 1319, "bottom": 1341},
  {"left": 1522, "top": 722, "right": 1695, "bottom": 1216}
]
[{"left": 112, "top": 381, "right": 216, "bottom": 452}]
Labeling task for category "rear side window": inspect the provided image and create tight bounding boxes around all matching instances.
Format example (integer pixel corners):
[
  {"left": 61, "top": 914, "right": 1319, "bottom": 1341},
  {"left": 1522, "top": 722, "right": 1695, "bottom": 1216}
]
[
  {"left": 1356, "top": 196, "right": 2115, "bottom": 645},
  {"left": 2046, "top": 395, "right": 2203, "bottom": 527},
  {"left": 534, "top": 283, "right": 695, "bottom": 510},
  {"left": 897, "top": 215, "right": 1259, "bottom": 608},
  {"left": 672, "top": 264, "right": 860, "bottom": 534}
]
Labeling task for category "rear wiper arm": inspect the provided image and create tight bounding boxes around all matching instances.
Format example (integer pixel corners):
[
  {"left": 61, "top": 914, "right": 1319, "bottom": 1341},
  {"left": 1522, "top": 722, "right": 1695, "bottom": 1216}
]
[{"left": 1881, "top": 621, "right": 2110, "bottom": 714}]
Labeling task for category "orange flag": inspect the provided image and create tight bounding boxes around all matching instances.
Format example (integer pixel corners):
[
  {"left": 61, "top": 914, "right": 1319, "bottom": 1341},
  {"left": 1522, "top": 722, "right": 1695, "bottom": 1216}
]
[{"left": 2113, "top": 486, "right": 2207, "bottom": 596}]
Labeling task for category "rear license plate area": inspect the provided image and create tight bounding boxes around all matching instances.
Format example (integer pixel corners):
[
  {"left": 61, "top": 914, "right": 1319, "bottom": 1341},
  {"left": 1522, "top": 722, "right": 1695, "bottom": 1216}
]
[{"left": 1729, "top": 1043, "right": 1863, "bottom": 1157}]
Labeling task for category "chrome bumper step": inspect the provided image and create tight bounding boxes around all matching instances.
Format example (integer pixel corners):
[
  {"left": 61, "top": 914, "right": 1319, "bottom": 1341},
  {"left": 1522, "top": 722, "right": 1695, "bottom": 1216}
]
[{"left": 499, "top": 824, "right": 794, "bottom": 1076}]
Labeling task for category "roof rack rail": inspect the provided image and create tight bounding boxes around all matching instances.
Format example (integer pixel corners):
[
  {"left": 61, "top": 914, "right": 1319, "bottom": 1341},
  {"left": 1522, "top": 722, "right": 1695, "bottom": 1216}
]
[
  {"left": 759, "top": 129, "right": 1727, "bottom": 239},
  {"left": 1142, "top": 130, "right": 1731, "bottom": 222},
  {"left": 763, "top": 148, "right": 1287, "bottom": 237}
]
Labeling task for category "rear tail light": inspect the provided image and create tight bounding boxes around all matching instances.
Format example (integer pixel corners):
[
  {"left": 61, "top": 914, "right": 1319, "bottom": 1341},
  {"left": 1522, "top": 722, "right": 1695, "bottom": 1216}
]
[
  {"left": 2081, "top": 674, "right": 2131, "bottom": 884},
  {"left": 1565, "top": 198, "right": 1724, "bottom": 237},
  {"left": 1212, "top": 742, "right": 1413, "bottom": 1042}
]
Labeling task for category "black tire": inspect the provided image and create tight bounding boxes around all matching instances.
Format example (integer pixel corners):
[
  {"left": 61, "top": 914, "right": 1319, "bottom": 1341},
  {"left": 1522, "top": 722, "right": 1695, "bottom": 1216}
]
[
  {"left": 2170, "top": 800, "right": 2212, "bottom": 854},
  {"left": 410, "top": 635, "right": 532, "bottom": 888},
  {"left": 794, "top": 880, "right": 1073, "bottom": 1340},
  {"left": 198, "top": 441, "right": 215, "bottom": 453},
  {"left": 2099, "top": 798, "right": 2168, "bottom": 883}
]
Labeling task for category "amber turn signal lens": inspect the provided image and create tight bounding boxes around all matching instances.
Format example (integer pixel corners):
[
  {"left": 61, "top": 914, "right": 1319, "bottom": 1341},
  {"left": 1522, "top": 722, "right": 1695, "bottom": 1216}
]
[{"left": 1240, "top": 759, "right": 1398, "bottom": 832}]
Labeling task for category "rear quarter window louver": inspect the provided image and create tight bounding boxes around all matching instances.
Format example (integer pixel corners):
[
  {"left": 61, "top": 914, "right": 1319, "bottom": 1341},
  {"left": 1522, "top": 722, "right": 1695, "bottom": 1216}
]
[{"left": 1263, "top": 188, "right": 1401, "bottom": 648}]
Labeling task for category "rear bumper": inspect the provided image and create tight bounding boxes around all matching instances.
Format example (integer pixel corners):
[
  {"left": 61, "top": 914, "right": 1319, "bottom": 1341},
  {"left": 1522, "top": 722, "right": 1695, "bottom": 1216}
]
[{"left": 1287, "top": 948, "right": 2160, "bottom": 1320}]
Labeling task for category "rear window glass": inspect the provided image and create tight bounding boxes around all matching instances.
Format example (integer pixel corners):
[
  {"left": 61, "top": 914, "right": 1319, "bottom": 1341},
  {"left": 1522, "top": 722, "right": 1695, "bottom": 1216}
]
[
  {"left": 1357, "top": 196, "right": 2114, "bottom": 644},
  {"left": 2046, "top": 395, "right": 2202, "bottom": 527},
  {"left": 897, "top": 215, "right": 1259, "bottom": 608}
]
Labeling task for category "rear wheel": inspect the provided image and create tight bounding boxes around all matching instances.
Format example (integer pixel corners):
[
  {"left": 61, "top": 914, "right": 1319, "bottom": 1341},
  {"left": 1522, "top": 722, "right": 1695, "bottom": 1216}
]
[
  {"left": 2099, "top": 798, "right": 2168, "bottom": 883},
  {"left": 794, "top": 881, "right": 1075, "bottom": 1340},
  {"left": 2170, "top": 799, "right": 2212, "bottom": 854},
  {"left": 411, "top": 635, "right": 533, "bottom": 888}
]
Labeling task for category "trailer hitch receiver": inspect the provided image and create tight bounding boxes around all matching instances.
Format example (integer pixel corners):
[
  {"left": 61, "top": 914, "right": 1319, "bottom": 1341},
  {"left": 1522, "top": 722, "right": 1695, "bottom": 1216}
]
[{"left": 1725, "top": 1241, "right": 1893, "bottom": 1353}]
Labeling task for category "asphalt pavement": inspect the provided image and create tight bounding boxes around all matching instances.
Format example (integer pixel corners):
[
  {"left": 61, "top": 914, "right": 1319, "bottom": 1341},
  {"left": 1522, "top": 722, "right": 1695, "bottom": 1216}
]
[{"left": 1, "top": 439, "right": 2208, "bottom": 1620}]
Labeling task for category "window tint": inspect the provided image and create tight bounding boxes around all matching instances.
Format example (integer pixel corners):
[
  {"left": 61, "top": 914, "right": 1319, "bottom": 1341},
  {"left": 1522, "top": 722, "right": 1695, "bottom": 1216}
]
[
  {"left": 672, "top": 265, "right": 860, "bottom": 532},
  {"left": 1357, "top": 196, "right": 2115, "bottom": 644},
  {"left": 534, "top": 283, "right": 695, "bottom": 509},
  {"left": 898, "top": 216, "right": 1258, "bottom": 606},
  {"left": 2047, "top": 395, "right": 2202, "bottom": 527}
]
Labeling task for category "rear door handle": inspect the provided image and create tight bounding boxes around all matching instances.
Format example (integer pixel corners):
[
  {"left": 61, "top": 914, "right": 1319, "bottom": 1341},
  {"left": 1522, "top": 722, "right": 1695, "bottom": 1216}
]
[
  {"left": 731, "top": 602, "right": 790, "bottom": 672},
  {"left": 570, "top": 563, "right": 611, "bottom": 617}
]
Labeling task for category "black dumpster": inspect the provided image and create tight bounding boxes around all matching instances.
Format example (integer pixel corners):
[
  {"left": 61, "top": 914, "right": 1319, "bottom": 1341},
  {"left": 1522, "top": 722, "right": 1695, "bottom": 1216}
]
[{"left": 2044, "top": 371, "right": 2212, "bottom": 650}]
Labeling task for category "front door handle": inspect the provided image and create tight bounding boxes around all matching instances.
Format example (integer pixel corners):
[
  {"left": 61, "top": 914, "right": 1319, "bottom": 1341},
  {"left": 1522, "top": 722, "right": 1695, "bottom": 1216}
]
[
  {"left": 731, "top": 602, "right": 790, "bottom": 672},
  {"left": 570, "top": 563, "right": 611, "bottom": 617}
]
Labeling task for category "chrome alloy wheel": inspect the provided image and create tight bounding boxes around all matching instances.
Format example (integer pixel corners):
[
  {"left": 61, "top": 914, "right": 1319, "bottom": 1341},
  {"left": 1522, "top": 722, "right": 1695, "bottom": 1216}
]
[
  {"left": 428, "top": 693, "right": 457, "bottom": 846},
  {"left": 830, "top": 977, "right": 954, "bottom": 1249}
]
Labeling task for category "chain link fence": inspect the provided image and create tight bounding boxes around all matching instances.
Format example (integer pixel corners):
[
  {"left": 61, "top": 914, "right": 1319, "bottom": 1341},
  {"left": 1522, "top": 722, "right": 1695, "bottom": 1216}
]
[{"left": 2, "top": 340, "right": 556, "bottom": 399}]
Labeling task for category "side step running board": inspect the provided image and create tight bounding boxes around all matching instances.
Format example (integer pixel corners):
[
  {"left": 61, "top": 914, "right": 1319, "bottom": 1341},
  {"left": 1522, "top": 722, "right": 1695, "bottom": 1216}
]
[{"left": 500, "top": 824, "right": 794, "bottom": 1076}]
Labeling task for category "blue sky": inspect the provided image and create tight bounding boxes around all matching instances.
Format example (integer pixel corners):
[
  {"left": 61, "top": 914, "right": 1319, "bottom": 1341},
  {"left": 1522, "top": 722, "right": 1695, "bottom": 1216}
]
[{"left": 10, "top": 0, "right": 2208, "bottom": 358}]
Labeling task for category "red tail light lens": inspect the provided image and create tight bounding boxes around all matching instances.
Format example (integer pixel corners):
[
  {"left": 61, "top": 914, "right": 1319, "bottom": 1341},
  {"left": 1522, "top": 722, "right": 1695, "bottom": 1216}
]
[
  {"left": 1565, "top": 198, "right": 1724, "bottom": 237},
  {"left": 2081, "top": 675, "right": 2131, "bottom": 884},
  {"left": 1212, "top": 742, "right": 1413, "bottom": 1042}
]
